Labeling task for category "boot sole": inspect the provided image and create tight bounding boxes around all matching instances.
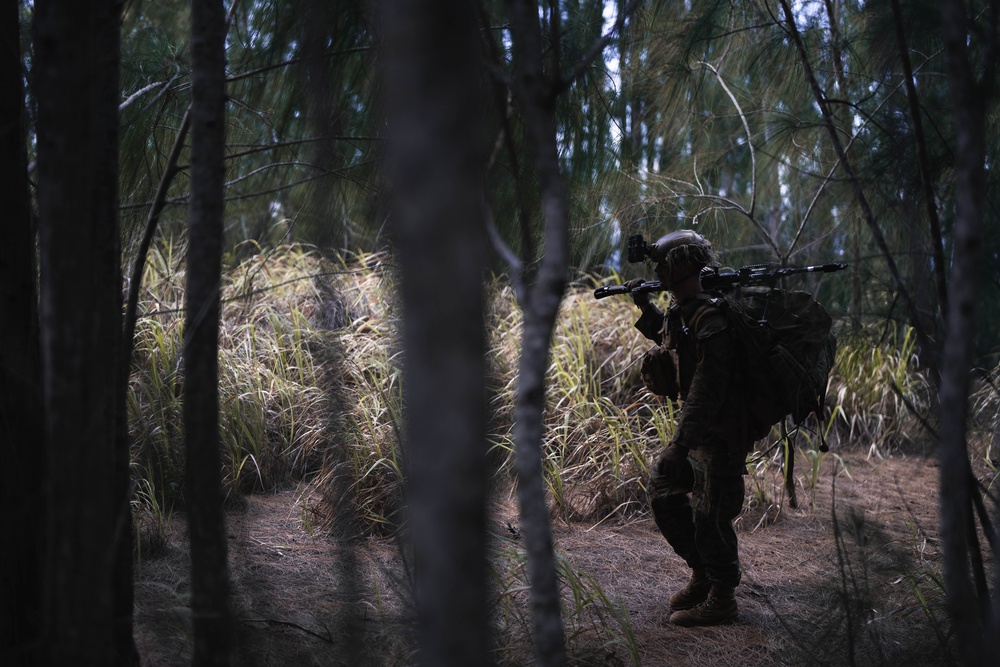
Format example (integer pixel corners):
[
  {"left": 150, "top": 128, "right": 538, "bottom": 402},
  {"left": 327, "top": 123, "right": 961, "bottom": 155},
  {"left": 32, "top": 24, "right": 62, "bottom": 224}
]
[{"left": 669, "top": 598, "right": 708, "bottom": 612}]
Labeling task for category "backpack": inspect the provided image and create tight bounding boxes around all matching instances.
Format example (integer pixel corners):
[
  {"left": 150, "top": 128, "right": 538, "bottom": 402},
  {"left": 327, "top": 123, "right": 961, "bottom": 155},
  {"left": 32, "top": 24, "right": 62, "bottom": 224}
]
[{"left": 716, "top": 286, "right": 837, "bottom": 443}]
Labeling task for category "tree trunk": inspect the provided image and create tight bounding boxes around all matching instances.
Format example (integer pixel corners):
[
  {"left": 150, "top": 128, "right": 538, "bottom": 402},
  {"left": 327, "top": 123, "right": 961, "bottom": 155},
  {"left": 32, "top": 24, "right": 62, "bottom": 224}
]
[
  {"left": 891, "top": 0, "right": 948, "bottom": 327},
  {"left": 936, "top": 1, "right": 996, "bottom": 663},
  {"left": 0, "top": 3, "right": 43, "bottom": 663},
  {"left": 508, "top": 1, "right": 571, "bottom": 664},
  {"left": 33, "top": 0, "right": 129, "bottom": 662},
  {"left": 381, "top": 1, "right": 491, "bottom": 664},
  {"left": 186, "top": 0, "right": 234, "bottom": 664}
]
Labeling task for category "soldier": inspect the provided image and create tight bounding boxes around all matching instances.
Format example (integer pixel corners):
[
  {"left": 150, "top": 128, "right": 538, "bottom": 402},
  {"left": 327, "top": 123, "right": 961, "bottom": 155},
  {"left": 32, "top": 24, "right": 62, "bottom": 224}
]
[{"left": 626, "top": 230, "right": 754, "bottom": 627}]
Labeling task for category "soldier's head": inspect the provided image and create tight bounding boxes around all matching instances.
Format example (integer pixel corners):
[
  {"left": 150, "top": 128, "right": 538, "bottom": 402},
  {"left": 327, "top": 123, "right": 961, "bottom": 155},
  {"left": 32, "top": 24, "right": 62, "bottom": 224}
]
[{"left": 649, "top": 230, "right": 715, "bottom": 290}]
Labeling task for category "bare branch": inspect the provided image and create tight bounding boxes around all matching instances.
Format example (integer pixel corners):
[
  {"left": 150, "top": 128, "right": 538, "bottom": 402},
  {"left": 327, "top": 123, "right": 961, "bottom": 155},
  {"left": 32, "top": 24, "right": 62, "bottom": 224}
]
[
  {"left": 696, "top": 61, "right": 758, "bottom": 221},
  {"left": 120, "top": 79, "right": 170, "bottom": 112},
  {"left": 123, "top": 105, "right": 192, "bottom": 371}
]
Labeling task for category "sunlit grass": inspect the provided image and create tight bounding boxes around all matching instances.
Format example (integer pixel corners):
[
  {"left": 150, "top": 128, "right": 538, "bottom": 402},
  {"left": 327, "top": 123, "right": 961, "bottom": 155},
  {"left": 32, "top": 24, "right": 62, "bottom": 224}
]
[
  {"left": 128, "top": 241, "right": 965, "bottom": 545},
  {"left": 126, "top": 240, "right": 982, "bottom": 664},
  {"left": 828, "top": 324, "right": 932, "bottom": 455}
]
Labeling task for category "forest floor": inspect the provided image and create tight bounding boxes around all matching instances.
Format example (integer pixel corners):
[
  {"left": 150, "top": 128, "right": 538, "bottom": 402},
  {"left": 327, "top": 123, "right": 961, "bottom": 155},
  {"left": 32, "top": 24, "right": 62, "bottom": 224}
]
[{"left": 133, "top": 444, "right": 969, "bottom": 666}]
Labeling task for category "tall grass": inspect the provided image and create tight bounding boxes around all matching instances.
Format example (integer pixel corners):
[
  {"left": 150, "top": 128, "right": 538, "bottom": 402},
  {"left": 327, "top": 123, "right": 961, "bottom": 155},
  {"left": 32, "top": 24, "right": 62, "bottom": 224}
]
[
  {"left": 129, "top": 242, "right": 957, "bottom": 543},
  {"left": 129, "top": 241, "right": 981, "bottom": 663},
  {"left": 128, "top": 243, "right": 394, "bottom": 542},
  {"left": 829, "top": 324, "right": 933, "bottom": 455}
]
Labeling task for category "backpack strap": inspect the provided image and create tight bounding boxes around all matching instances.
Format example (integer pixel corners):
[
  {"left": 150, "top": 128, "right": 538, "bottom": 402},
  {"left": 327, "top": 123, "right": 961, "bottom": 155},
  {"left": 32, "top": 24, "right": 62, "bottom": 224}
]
[{"left": 685, "top": 296, "right": 727, "bottom": 340}]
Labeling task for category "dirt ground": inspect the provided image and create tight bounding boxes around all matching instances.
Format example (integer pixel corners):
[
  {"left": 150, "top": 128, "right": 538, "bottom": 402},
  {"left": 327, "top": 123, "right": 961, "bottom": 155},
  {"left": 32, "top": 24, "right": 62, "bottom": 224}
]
[{"left": 134, "top": 447, "right": 964, "bottom": 666}]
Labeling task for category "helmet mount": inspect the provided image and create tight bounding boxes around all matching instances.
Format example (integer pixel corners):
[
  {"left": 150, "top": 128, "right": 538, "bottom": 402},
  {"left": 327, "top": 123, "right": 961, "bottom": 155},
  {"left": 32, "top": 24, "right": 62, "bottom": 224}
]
[{"left": 627, "top": 230, "right": 715, "bottom": 274}]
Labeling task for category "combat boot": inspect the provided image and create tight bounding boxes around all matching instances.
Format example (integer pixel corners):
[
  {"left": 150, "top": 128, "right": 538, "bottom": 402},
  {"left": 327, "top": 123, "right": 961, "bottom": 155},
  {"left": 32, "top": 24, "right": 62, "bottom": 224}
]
[
  {"left": 668, "top": 569, "right": 711, "bottom": 611},
  {"left": 669, "top": 584, "right": 738, "bottom": 626}
]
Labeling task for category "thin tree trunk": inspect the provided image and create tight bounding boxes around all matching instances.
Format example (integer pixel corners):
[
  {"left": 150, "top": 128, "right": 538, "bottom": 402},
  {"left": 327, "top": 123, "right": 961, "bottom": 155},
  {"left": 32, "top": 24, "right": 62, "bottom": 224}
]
[
  {"left": 891, "top": 0, "right": 949, "bottom": 322},
  {"left": 936, "top": 1, "right": 996, "bottom": 663},
  {"left": 123, "top": 107, "right": 192, "bottom": 371},
  {"left": 186, "top": 0, "right": 234, "bottom": 664},
  {"left": 507, "top": 1, "right": 570, "bottom": 664},
  {"left": 0, "top": 2, "right": 43, "bottom": 662},
  {"left": 101, "top": 0, "right": 141, "bottom": 660},
  {"left": 500, "top": 3, "right": 638, "bottom": 662},
  {"left": 34, "top": 0, "right": 127, "bottom": 662},
  {"left": 382, "top": 1, "right": 491, "bottom": 663}
]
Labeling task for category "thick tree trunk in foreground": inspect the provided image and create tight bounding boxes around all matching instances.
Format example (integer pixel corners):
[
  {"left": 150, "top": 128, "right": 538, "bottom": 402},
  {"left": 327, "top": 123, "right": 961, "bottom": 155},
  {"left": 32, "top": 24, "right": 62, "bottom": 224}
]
[
  {"left": 185, "top": 0, "right": 234, "bottom": 664},
  {"left": 0, "top": 2, "right": 43, "bottom": 663},
  {"left": 382, "top": 1, "right": 491, "bottom": 664},
  {"left": 936, "top": 1, "right": 997, "bottom": 664},
  {"left": 34, "top": 0, "right": 132, "bottom": 662}
]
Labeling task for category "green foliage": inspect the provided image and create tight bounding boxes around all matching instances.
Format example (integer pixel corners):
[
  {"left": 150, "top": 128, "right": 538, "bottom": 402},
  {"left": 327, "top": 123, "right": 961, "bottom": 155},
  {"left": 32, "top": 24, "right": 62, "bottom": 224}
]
[
  {"left": 829, "top": 324, "right": 933, "bottom": 454},
  {"left": 117, "top": 0, "right": 380, "bottom": 255},
  {"left": 104, "top": 1, "right": 1000, "bottom": 353}
]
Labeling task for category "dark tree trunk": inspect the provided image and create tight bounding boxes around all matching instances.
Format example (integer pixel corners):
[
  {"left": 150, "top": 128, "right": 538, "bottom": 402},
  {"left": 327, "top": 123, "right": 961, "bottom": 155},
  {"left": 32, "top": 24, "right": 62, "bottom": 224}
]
[
  {"left": 33, "top": 0, "right": 131, "bottom": 662},
  {"left": 0, "top": 3, "right": 43, "bottom": 664},
  {"left": 185, "top": 0, "right": 234, "bottom": 664},
  {"left": 381, "top": 0, "right": 491, "bottom": 664},
  {"left": 891, "top": 0, "right": 948, "bottom": 327},
  {"left": 936, "top": 1, "right": 997, "bottom": 663}
]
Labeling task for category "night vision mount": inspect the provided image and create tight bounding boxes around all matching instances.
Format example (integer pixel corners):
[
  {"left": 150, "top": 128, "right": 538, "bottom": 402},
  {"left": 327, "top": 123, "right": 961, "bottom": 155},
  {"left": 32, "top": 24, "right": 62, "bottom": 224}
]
[{"left": 627, "top": 234, "right": 655, "bottom": 263}]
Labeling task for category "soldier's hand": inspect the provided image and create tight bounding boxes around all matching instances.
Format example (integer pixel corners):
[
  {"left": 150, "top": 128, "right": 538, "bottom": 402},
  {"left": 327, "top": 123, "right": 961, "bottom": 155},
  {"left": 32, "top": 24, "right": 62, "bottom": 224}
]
[
  {"left": 623, "top": 278, "right": 649, "bottom": 308},
  {"left": 640, "top": 347, "right": 679, "bottom": 399},
  {"left": 655, "top": 442, "right": 690, "bottom": 481}
]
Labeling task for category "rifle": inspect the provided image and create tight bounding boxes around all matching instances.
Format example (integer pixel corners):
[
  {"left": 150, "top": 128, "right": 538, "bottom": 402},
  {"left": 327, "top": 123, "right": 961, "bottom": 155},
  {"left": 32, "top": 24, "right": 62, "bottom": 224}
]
[{"left": 592, "top": 262, "right": 847, "bottom": 300}]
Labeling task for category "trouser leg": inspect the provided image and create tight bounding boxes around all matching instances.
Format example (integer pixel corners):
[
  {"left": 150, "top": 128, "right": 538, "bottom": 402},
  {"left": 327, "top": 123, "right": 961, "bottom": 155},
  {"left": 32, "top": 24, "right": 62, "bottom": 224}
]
[
  {"left": 650, "top": 494, "right": 703, "bottom": 570},
  {"left": 692, "top": 475, "right": 744, "bottom": 589},
  {"left": 648, "top": 462, "right": 702, "bottom": 570}
]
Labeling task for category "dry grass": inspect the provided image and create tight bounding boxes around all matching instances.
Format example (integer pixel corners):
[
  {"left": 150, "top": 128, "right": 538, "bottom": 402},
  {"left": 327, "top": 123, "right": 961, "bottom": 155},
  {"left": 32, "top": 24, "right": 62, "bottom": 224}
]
[{"left": 128, "top": 241, "right": 987, "bottom": 665}]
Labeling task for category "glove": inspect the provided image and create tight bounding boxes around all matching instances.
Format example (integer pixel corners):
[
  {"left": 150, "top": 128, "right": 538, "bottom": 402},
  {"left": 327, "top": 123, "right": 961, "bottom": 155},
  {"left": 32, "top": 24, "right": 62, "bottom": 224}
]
[
  {"left": 655, "top": 442, "right": 691, "bottom": 486},
  {"left": 640, "top": 347, "right": 679, "bottom": 399},
  {"left": 623, "top": 278, "right": 649, "bottom": 308}
]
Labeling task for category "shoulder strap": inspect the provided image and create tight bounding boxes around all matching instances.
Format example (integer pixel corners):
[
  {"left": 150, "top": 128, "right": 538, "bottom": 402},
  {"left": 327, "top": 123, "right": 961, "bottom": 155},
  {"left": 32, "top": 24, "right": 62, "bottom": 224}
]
[{"left": 686, "top": 295, "right": 726, "bottom": 338}]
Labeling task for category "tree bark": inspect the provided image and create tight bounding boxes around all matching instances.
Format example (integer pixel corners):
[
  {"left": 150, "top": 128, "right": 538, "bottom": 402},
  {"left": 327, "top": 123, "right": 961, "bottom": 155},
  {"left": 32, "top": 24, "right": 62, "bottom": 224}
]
[
  {"left": 186, "top": 0, "right": 234, "bottom": 664},
  {"left": 499, "top": 2, "right": 637, "bottom": 662},
  {"left": 381, "top": 0, "right": 491, "bottom": 664},
  {"left": 891, "top": 0, "right": 948, "bottom": 323},
  {"left": 507, "top": 2, "right": 571, "bottom": 664},
  {"left": 936, "top": 1, "right": 996, "bottom": 663},
  {"left": 34, "top": 0, "right": 130, "bottom": 662},
  {"left": 0, "top": 2, "right": 43, "bottom": 663}
]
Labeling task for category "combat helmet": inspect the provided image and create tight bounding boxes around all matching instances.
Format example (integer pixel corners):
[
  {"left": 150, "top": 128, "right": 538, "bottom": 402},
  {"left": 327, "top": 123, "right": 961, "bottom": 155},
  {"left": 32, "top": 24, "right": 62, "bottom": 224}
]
[{"left": 648, "top": 229, "right": 715, "bottom": 275}]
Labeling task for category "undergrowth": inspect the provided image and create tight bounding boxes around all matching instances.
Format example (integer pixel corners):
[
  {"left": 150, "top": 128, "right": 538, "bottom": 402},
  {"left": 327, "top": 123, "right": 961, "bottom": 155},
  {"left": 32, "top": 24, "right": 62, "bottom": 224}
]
[
  {"left": 128, "top": 242, "right": 949, "bottom": 542},
  {"left": 127, "top": 241, "right": 977, "bottom": 663}
]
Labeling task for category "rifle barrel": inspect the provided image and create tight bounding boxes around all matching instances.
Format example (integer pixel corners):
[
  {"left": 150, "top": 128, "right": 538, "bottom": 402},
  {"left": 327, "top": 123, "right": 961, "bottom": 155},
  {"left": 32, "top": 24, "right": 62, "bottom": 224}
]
[
  {"left": 592, "top": 262, "right": 847, "bottom": 300},
  {"left": 593, "top": 280, "right": 663, "bottom": 299}
]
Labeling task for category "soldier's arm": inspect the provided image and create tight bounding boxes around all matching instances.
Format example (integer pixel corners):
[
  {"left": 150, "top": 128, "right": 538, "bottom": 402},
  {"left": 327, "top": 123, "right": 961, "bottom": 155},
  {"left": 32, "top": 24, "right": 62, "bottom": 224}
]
[{"left": 634, "top": 305, "right": 666, "bottom": 345}]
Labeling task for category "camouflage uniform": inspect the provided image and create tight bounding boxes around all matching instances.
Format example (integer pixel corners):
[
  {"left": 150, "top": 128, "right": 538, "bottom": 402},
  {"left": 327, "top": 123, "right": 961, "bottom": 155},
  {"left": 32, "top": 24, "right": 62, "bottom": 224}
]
[{"left": 636, "top": 293, "right": 751, "bottom": 592}]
